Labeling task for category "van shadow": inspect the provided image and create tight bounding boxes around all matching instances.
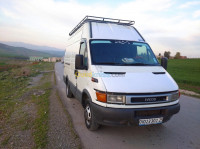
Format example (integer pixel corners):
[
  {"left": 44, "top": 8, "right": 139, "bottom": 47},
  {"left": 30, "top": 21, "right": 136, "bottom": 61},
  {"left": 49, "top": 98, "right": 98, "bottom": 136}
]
[{"left": 94, "top": 123, "right": 177, "bottom": 148}]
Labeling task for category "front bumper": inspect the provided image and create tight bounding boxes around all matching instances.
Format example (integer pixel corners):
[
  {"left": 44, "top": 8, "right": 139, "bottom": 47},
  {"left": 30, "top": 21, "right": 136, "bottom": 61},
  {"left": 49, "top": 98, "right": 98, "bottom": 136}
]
[{"left": 91, "top": 102, "right": 180, "bottom": 126}]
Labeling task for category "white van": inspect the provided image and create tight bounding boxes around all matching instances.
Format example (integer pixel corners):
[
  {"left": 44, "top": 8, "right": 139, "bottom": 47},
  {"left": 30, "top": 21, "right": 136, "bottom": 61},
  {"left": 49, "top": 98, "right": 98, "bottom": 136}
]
[{"left": 63, "top": 16, "right": 180, "bottom": 130}]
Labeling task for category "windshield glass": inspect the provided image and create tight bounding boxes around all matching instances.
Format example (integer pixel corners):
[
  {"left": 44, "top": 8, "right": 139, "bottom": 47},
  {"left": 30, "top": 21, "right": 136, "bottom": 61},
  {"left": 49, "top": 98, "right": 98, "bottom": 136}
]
[{"left": 89, "top": 40, "right": 159, "bottom": 66}]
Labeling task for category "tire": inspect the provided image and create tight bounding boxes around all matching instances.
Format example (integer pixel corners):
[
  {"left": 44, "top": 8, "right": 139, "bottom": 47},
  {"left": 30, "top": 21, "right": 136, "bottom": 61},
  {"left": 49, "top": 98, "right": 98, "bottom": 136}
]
[
  {"left": 84, "top": 100, "right": 100, "bottom": 131},
  {"left": 66, "top": 82, "right": 73, "bottom": 98}
]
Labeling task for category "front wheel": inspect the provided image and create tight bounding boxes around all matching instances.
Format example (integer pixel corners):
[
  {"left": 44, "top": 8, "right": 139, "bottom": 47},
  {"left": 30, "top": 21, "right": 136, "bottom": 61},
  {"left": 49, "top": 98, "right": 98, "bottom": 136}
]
[{"left": 84, "top": 101, "right": 100, "bottom": 131}]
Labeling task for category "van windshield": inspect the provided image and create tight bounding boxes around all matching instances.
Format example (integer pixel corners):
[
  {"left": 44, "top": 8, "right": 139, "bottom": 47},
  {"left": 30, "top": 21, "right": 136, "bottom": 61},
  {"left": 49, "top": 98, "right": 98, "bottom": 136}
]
[{"left": 89, "top": 40, "right": 159, "bottom": 66}]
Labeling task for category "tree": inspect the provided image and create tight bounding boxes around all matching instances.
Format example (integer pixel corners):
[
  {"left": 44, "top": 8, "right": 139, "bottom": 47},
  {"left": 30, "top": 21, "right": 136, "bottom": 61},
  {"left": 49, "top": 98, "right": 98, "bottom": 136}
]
[
  {"left": 174, "top": 52, "right": 181, "bottom": 59},
  {"left": 164, "top": 51, "right": 171, "bottom": 59}
]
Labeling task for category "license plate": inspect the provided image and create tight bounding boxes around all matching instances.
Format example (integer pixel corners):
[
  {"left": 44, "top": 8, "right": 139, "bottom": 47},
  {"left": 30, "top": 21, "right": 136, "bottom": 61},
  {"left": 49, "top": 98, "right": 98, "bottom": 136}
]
[{"left": 139, "top": 117, "right": 163, "bottom": 126}]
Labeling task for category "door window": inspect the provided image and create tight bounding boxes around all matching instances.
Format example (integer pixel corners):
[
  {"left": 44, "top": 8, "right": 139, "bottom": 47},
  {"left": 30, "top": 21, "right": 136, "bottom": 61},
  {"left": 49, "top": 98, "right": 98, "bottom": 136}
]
[{"left": 79, "top": 41, "right": 88, "bottom": 67}]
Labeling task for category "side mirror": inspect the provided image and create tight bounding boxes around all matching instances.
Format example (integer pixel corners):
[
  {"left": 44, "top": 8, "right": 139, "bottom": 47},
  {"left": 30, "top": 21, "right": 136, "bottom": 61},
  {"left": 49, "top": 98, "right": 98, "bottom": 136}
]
[
  {"left": 161, "top": 57, "right": 168, "bottom": 70},
  {"left": 75, "top": 54, "right": 84, "bottom": 69}
]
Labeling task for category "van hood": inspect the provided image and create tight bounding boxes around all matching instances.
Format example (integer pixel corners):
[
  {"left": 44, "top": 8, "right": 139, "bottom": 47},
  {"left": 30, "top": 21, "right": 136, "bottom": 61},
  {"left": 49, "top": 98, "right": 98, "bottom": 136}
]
[{"left": 95, "top": 65, "right": 178, "bottom": 93}]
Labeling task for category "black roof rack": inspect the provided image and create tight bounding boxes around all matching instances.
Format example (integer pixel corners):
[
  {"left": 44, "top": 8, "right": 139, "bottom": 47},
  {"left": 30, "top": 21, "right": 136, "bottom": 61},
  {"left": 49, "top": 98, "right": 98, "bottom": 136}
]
[{"left": 69, "top": 16, "right": 135, "bottom": 36}]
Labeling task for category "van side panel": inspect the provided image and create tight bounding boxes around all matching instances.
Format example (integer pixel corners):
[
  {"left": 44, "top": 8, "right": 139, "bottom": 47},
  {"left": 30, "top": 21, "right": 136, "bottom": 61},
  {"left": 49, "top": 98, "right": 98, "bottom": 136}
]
[
  {"left": 82, "top": 23, "right": 91, "bottom": 39},
  {"left": 64, "top": 28, "right": 83, "bottom": 86}
]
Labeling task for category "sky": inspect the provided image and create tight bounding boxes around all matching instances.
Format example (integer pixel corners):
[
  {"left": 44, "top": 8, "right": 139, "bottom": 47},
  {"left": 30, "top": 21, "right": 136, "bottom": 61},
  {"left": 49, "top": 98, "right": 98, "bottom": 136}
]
[{"left": 0, "top": 0, "right": 200, "bottom": 57}]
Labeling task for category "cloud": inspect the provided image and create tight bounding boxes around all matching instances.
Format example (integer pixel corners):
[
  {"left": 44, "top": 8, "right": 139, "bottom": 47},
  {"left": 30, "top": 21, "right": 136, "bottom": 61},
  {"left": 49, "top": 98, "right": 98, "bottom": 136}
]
[
  {"left": 1, "top": 8, "right": 21, "bottom": 20},
  {"left": 179, "top": 1, "right": 200, "bottom": 9},
  {"left": 0, "top": 0, "right": 112, "bottom": 48},
  {"left": 193, "top": 10, "right": 200, "bottom": 18},
  {"left": 0, "top": 0, "right": 200, "bottom": 57}
]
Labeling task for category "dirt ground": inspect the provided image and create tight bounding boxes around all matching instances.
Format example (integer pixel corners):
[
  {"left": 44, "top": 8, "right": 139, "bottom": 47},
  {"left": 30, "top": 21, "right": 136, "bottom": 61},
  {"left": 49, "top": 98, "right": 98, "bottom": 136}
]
[
  {"left": 47, "top": 74, "right": 81, "bottom": 149},
  {"left": 0, "top": 71, "right": 81, "bottom": 148}
]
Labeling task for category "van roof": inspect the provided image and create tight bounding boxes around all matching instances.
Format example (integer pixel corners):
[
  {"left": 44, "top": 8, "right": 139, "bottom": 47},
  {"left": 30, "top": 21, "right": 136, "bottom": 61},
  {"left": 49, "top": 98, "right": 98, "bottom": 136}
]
[
  {"left": 69, "top": 16, "right": 135, "bottom": 36},
  {"left": 91, "top": 22, "right": 144, "bottom": 42},
  {"left": 69, "top": 16, "right": 145, "bottom": 42}
]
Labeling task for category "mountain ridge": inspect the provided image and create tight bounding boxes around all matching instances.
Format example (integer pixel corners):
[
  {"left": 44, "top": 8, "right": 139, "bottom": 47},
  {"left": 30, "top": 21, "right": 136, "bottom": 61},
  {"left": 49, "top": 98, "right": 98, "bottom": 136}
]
[
  {"left": 0, "top": 41, "right": 65, "bottom": 57},
  {"left": 0, "top": 43, "right": 59, "bottom": 59}
]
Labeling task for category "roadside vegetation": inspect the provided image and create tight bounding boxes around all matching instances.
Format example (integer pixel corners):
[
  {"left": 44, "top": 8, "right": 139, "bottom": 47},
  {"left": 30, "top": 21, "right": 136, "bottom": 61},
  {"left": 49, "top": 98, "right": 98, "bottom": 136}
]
[
  {"left": 0, "top": 57, "right": 54, "bottom": 148},
  {"left": 33, "top": 74, "right": 52, "bottom": 148},
  {"left": 167, "top": 59, "right": 200, "bottom": 96}
]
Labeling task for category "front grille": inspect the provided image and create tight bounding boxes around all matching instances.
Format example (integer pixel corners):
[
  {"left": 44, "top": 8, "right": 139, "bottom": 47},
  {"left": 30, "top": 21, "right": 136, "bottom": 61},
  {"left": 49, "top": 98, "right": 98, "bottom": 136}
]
[
  {"left": 131, "top": 96, "right": 166, "bottom": 103},
  {"left": 135, "top": 110, "right": 164, "bottom": 117}
]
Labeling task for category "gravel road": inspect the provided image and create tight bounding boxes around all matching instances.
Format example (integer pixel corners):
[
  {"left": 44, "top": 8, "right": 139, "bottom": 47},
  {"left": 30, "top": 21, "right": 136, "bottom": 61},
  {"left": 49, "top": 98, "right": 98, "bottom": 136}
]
[
  {"left": 55, "top": 62, "right": 200, "bottom": 149},
  {"left": 47, "top": 74, "right": 81, "bottom": 149}
]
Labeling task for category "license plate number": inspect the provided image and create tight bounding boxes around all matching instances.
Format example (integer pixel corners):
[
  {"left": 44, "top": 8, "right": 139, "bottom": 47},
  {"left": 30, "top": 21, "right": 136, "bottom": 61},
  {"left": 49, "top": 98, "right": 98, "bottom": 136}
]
[{"left": 139, "top": 117, "right": 163, "bottom": 126}]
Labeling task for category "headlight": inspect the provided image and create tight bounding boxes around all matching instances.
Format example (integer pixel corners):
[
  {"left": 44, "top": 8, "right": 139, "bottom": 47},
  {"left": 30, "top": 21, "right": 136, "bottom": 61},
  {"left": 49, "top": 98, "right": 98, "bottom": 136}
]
[
  {"left": 171, "top": 92, "right": 179, "bottom": 101},
  {"left": 107, "top": 95, "right": 126, "bottom": 104},
  {"left": 96, "top": 92, "right": 126, "bottom": 104}
]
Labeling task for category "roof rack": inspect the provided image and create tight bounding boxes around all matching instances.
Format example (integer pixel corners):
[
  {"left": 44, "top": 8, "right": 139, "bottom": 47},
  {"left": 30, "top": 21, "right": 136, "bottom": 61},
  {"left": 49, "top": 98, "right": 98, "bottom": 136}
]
[{"left": 69, "top": 16, "right": 135, "bottom": 36}]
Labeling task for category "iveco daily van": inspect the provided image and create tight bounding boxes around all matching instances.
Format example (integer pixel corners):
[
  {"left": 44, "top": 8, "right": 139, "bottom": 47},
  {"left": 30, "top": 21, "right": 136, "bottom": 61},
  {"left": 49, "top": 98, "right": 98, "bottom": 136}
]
[{"left": 63, "top": 16, "right": 180, "bottom": 130}]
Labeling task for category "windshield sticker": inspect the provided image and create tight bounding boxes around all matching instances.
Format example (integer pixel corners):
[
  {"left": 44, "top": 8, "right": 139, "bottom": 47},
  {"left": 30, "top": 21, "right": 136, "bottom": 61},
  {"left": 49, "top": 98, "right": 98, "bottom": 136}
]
[{"left": 122, "top": 58, "right": 135, "bottom": 64}]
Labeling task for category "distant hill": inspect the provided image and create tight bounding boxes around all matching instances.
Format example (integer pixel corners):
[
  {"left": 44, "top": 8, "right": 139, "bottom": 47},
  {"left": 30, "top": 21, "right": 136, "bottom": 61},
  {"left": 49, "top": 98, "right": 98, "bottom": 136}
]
[
  {"left": 0, "top": 41, "right": 65, "bottom": 57},
  {"left": 0, "top": 43, "right": 54, "bottom": 59}
]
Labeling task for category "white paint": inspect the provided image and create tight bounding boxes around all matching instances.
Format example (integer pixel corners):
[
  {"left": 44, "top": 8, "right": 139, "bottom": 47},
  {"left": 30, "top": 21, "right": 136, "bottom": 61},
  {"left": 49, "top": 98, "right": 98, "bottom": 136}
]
[
  {"left": 95, "top": 65, "right": 178, "bottom": 93},
  {"left": 64, "top": 20, "right": 179, "bottom": 110},
  {"left": 92, "top": 22, "right": 144, "bottom": 41}
]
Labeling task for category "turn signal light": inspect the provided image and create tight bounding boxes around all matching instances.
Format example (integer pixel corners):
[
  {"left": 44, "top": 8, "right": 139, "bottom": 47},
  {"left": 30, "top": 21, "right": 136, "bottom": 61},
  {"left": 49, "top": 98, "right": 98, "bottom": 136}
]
[
  {"left": 96, "top": 92, "right": 107, "bottom": 103},
  {"left": 91, "top": 77, "right": 98, "bottom": 83}
]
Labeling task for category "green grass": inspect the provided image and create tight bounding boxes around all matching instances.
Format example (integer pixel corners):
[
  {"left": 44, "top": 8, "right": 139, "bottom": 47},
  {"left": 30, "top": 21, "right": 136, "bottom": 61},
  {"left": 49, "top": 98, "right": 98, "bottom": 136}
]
[
  {"left": 0, "top": 71, "right": 29, "bottom": 121},
  {"left": 30, "top": 62, "right": 54, "bottom": 76},
  {"left": 167, "top": 59, "right": 200, "bottom": 94},
  {"left": 1, "top": 136, "right": 11, "bottom": 146},
  {"left": 0, "top": 62, "right": 6, "bottom": 65},
  {"left": 33, "top": 80, "right": 51, "bottom": 148},
  {"left": 0, "top": 59, "right": 54, "bottom": 148}
]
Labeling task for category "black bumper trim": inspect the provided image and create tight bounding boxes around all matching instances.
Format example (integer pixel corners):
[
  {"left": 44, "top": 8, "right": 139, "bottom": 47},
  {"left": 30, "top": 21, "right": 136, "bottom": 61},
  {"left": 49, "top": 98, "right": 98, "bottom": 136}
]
[{"left": 91, "top": 102, "right": 180, "bottom": 126}]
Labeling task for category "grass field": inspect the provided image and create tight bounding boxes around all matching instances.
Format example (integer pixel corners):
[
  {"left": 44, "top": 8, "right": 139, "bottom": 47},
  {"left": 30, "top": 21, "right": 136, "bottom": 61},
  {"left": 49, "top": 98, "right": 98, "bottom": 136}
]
[
  {"left": 0, "top": 58, "right": 54, "bottom": 148},
  {"left": 167, "top": 59, "right": 200, "bottom": 94}
]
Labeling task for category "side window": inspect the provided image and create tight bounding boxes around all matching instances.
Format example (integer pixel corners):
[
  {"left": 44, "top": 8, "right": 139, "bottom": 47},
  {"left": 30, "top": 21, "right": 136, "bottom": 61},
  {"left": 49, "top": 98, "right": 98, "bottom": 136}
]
[
  {"left": 84, "top": 49, "right": 88, "bottom": 66},
  {"left": 79, "top": 41, "right": 88, "bottom": 67},
  {"left": 80, "top": 42, "right": 86, "bottom": 55}
]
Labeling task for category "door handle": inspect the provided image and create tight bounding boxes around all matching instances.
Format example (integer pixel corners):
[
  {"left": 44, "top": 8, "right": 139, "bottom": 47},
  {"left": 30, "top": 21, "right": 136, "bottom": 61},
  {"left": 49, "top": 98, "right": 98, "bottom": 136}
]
[{"left": 74, "top": 70, "right": 78, "bottom": 77}]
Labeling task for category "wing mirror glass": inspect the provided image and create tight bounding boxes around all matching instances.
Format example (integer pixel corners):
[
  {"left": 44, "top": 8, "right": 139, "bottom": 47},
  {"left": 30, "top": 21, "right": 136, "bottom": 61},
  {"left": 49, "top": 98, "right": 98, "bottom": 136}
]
[
  {"left": 161, "top": 57, "right": 168, "bottom": 70},
  {"left": 75, "top": 54, "right": 86, "bottom": 69}
]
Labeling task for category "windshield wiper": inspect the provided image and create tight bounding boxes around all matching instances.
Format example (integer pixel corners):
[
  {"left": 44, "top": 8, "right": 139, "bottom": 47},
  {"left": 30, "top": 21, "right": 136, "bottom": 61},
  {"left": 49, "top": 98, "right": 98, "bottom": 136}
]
[
  {"left": 121, "top": 63, "right": 153, "bottom": 66},
  {"left": 95, "top": 62, "right": 122, "bottom": 65},
  {"left": 95, "top": 62, "right": 156, "bottom": 66}
]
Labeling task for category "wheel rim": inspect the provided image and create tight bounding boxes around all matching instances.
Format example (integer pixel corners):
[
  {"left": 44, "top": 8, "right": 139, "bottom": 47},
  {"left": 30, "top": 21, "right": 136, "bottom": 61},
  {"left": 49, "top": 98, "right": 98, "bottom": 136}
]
[{"left": 85, "top": 105, "right": 91, "bottom": 126}]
